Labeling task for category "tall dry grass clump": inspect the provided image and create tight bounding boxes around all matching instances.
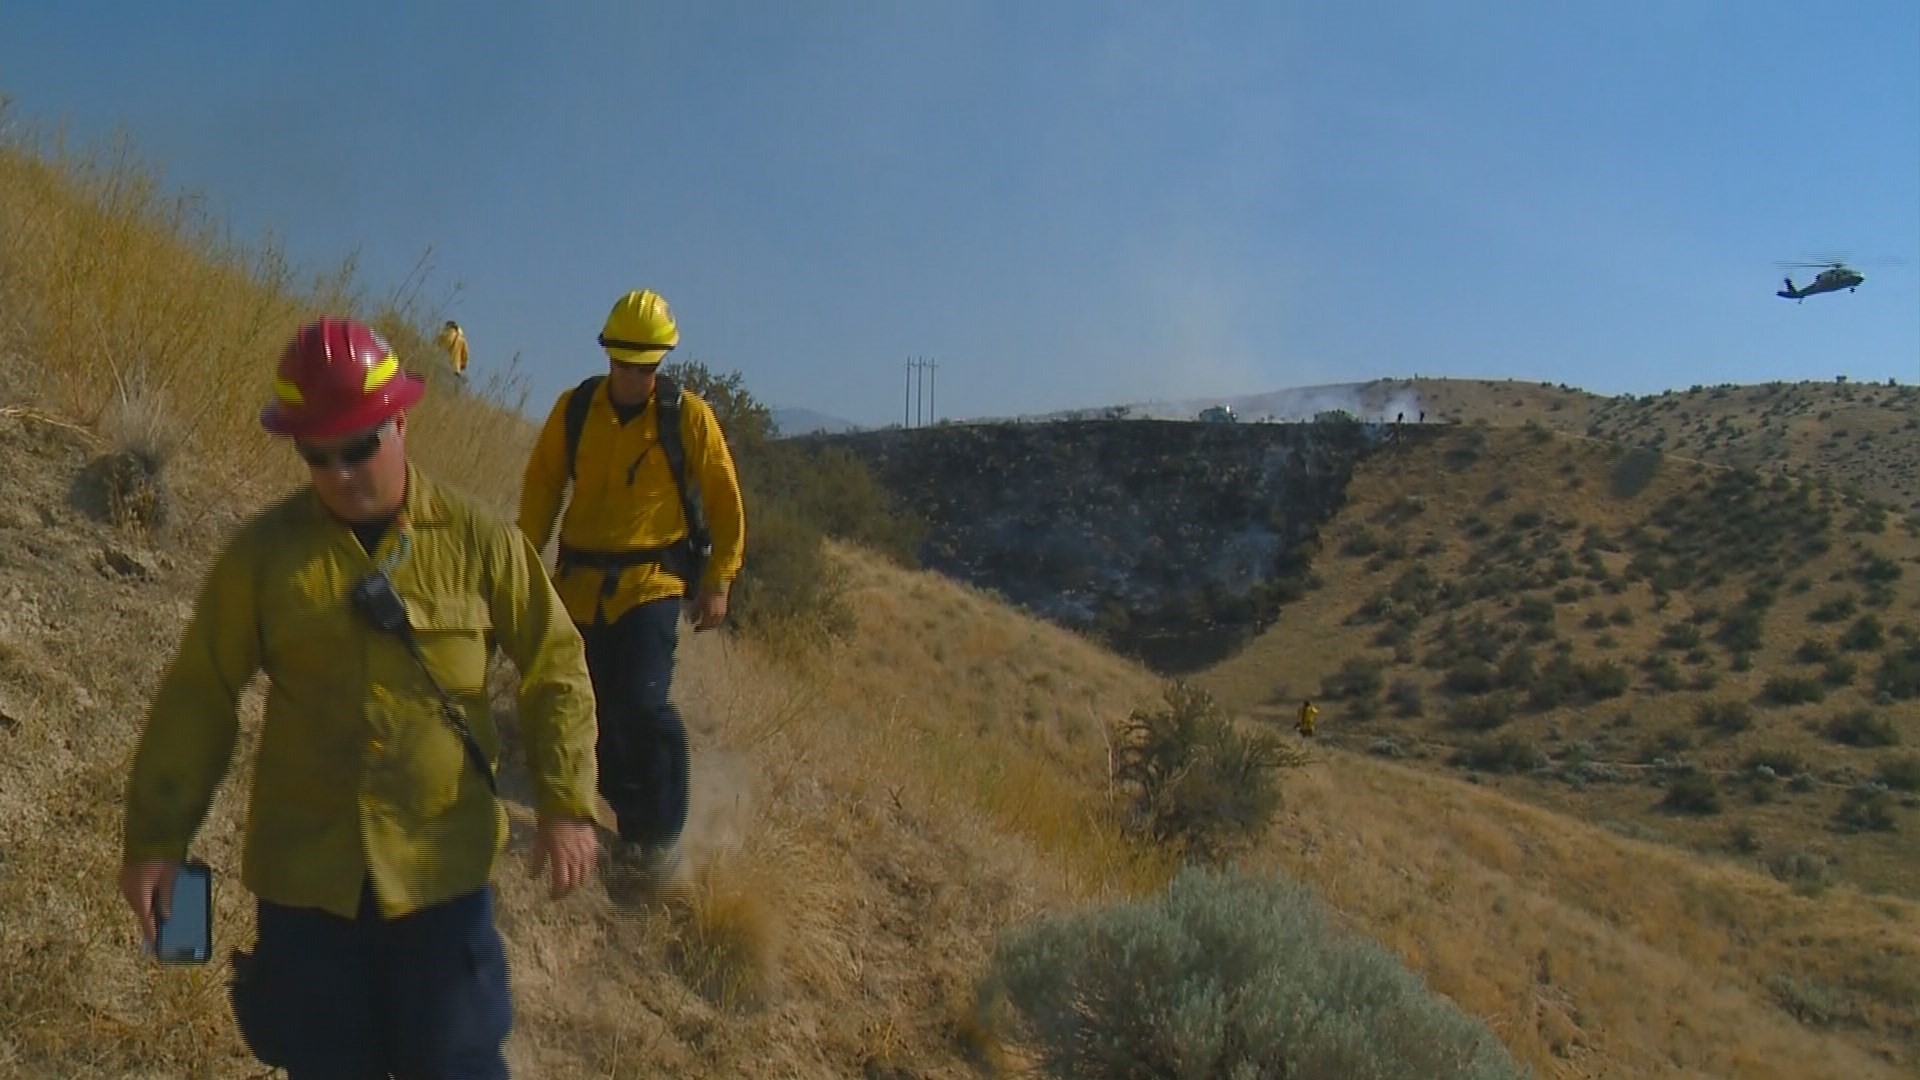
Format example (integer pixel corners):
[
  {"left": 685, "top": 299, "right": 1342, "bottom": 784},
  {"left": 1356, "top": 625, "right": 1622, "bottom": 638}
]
[{"left": 82, "top": 363, "right": 182, "bottom": 533}]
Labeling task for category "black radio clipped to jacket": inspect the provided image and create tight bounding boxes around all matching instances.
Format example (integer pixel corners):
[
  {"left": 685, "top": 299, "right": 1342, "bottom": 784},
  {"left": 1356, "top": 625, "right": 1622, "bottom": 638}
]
[
  {"left": 349, "top": 569, "right": 410, "bottom": 636},
  {"left": 349, "top": 567, "right": 499, "bottom": 797}
]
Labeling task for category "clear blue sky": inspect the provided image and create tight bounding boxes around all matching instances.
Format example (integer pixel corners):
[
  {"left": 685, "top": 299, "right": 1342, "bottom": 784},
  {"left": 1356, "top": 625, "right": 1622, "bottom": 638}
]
[{"left": 3, "top": 2, "right": 1916, "bottom": 427}]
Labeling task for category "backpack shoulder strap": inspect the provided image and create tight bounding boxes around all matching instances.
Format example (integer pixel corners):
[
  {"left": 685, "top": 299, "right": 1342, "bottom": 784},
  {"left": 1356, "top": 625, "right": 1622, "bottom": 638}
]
[
  {"left": 563, "top": 375, "right": 605, "bottom": 483},
  {"left": 652, "top": 375, "right": 711, "bottom": 549}
]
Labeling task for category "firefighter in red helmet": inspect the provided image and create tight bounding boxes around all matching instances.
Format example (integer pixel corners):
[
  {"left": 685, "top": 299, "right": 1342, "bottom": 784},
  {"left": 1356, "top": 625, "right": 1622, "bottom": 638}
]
[{"left": 121, "top": 317, "right": 601, "bottom": 1077}]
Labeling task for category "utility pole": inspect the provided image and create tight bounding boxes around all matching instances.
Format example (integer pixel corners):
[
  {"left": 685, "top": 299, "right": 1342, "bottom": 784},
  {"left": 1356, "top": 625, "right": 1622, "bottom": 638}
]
[{"left": 903, "top": 356, "right": 944, "bottom": 427}]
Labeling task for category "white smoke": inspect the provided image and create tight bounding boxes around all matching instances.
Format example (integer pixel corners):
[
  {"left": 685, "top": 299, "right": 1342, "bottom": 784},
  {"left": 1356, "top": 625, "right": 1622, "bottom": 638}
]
[{"left": 1105, "top": 379, "right": 1431, "bottom": 424}]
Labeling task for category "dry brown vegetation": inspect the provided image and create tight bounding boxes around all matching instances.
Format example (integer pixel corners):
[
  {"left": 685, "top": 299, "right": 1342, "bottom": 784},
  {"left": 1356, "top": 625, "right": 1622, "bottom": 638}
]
[
  {"left": 1402, "top": 375, "right": 1920, "bottom": 510},
  {"left": 1207, "top": 423, "right": 1920, "bottom": 899},
  {"left": 5, "top": 103, "right": 1919, "bottom": 1079}
]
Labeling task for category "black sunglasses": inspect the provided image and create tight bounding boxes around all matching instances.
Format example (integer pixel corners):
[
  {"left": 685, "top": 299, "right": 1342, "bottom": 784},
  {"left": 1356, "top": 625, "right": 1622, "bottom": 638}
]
[{"left": 296, "top": 425, "right": 388, "bottom": 470}]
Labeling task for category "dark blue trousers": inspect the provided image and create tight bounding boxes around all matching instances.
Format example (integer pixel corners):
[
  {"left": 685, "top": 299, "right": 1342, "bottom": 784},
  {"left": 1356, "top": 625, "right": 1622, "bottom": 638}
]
[
  {"left": 231, "top": 880, "right": 511, "bottom": 1079},
  {"left": 578, "top": 596, "right": 690, "bottom": 847}
]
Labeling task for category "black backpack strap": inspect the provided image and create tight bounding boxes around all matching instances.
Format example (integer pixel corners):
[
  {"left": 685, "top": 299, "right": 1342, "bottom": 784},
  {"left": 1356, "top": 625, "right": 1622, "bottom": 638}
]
[
  {"left": 653, "top": 376, "right": 714, "bottom": 578},
  {"left": 563, "top": 374, "right": 605, "bottom": 483}
]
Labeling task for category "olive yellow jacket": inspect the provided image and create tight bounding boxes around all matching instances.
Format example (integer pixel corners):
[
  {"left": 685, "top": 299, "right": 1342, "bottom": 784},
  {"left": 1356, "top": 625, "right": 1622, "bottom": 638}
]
[
  {"left": 516, "top": 378, "right": 746, "bottom": 627},
  {"left": 121, "top": 465, "right": 599, "bottom": 920}
]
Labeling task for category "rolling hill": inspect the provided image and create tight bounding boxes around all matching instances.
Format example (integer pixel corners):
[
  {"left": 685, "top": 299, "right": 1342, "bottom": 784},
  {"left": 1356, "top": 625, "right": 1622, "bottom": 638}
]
[
  {"left": 1384, "top": 375, "right": 1920, "bottom": 512},
  {"left": 1201, "top": 422, "right": 1920, "bottom": 902}
]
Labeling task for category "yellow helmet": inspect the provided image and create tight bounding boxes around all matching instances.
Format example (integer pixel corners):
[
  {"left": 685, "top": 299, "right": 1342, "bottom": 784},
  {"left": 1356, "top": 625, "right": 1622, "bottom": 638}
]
[{"left": 597, "top": 288, "right": 679, "bottom": 364}]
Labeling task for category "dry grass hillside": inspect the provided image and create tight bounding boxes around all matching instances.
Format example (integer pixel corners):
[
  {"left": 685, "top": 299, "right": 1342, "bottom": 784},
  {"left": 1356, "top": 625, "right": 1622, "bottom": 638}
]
[
  {"left": 1401, "top": 376, "right": 1920, "bottom": 510},
  {"left": 0, "top": 399, "right": 1173, "bottom": 1077},
  {"left": 1206, "top": 424, "right": 1920, "bottom": 896},
  {"left": 6, "top": 412, "right": 1918, "bottom": 1080},
  {"left": 6, "top": 108, "right": 1920, "bottom": 1080}
]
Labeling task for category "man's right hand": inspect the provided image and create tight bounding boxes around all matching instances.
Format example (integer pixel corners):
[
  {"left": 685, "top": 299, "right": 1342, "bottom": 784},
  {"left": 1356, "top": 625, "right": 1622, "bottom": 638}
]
[{"left": 120, "top": 859, "right": 178, "bottom": 949}]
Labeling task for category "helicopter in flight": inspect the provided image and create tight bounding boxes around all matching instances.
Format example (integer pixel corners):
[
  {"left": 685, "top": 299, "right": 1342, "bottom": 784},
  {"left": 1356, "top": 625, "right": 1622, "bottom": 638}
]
[
  {"left": 1775, "top": 258, "right": 1865, "bottom": 302},
  {"left": 1773, "top": 254, "right": 1909, "bottom": 302}
]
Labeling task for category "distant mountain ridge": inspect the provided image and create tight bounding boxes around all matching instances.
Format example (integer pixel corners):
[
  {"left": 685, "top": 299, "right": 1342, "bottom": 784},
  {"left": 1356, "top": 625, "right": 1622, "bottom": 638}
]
[{"left": 772, "top": 406, "right": 862, "bottom": 435}]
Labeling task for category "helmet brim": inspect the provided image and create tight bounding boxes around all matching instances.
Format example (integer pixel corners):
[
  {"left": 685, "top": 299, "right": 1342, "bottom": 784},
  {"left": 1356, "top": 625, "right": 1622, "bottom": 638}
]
[{"left": 260, "top": 372, "right": 427, "bottom": 439}]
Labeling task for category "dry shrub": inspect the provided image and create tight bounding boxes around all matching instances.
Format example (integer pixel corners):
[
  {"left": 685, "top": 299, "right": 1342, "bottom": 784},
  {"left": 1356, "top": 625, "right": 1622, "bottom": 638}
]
[{"left": 1112, "top": 681, "right": 1306, "bottom": 865}]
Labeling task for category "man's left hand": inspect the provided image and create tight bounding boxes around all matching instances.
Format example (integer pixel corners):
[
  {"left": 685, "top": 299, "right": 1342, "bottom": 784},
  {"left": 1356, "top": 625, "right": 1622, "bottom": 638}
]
[
  {"left": 531, "top": 816, "right": 599, "bottom": 900},
  {"left": 688, "top": 587, "right": 728, "bottom": 632}
]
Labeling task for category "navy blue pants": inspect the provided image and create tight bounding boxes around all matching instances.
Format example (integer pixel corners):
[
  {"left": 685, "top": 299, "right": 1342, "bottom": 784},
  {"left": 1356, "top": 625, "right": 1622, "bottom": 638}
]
[
  {"left": 230, "top": 880, "right": 511, "bottom": 1079},
  {"left": 579, "top": 596, "right": 690, "bottom": 847}
]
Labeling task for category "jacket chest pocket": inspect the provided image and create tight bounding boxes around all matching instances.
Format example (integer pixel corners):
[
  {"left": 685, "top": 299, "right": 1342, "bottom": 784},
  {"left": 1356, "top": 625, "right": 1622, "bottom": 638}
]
[
  {"left": 263, "top": 607, "right": 358, "bottom": 684},
  {"left": 403, "top": 594, "right": 493, "bottom": 694}
]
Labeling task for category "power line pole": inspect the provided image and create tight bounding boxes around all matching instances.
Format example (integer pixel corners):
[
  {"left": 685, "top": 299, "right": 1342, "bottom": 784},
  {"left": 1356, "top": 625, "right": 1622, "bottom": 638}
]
[
  {"left": 903, "top": 356, "right": 945, "bottom": 427},
  {"left": 904, "top": 356, "right": 916, "bottom": 427}
]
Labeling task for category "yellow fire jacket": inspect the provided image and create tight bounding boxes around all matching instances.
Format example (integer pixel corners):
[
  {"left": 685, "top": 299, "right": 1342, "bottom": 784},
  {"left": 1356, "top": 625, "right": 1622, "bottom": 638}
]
[
  {"left": 516, "top": 378, "right": 746, "bottom": 627},
  {"left": 435, "top": 325, "right": 469, "bottom": 375},
  {"left": 121, "top": 465, "right": 599, "bottom": 920}
]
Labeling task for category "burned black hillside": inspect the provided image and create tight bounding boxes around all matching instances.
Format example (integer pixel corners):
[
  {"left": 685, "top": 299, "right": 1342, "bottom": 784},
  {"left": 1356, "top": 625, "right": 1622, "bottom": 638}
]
[{"left": 796, "top": 418, "right": 1431, "bottom": 673}]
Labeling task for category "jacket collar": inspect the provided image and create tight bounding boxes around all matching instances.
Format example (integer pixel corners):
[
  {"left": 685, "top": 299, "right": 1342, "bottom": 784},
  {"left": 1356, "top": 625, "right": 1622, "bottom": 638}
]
[{"left": 301, "top": 461, "right": 451, "bottom": 533}]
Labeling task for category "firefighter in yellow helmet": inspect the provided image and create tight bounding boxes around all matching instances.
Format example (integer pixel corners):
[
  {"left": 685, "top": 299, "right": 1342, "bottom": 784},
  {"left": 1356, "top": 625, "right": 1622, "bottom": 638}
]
[
  {"left": 1296, "top": 699, "right": 1318, "bottom": 738},
  {"left": 434, "top": 320, "right": 470, "bottom": 380},
  {"left": 517, "top": 288, "right": 746, "bottom": 903}
]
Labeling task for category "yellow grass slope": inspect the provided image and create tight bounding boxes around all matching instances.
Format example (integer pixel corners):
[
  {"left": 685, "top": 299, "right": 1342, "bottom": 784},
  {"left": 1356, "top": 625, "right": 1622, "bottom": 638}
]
[
  {"left": 1407, "top": 375, "right": 1920, "bottom": 510},
  {"left": 1205, "top": 422, "right": 1920, "bottom": 896},
  {"left": 1206, "top": 422, "right": 1920, "bottom": 1072}
]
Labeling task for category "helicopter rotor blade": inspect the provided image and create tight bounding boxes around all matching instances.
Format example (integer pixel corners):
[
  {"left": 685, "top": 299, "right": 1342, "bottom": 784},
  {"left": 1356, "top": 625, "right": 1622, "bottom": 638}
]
[{"left": 1773, "top": 253, "right": 1907, "bottom": 270}]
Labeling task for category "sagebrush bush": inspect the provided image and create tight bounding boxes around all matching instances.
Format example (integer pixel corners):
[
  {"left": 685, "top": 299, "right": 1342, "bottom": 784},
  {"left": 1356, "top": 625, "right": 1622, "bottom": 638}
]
[
  {"left": 1694, "top": 698, "right": 1753, "bottom": 735},
  {"left": 1875, "top": 754, "right": 1920, "bottom": 792},
  {"left": 1877, "top": 643, "right": 1920, "bottom": 700},
  {"left": 1320, "top": 656, "right": 1386, "bottom": 702},
  {"left": 1449, "top": 730, "right": 1544, "bottom": 773},
  {"left": 979, "top": 868, "right": 1531, "bottom": 1080},
  {"left": 1760, "top": 675, "right": 1825, "bottom": 706},
  {"left": 1112, "top": 682, "right": 1307, "bottom": 864},
  {"left": 1824, "top": 709, "right": 1899, "bottom": 748},
  {"left": 1612, "top": 446, "right": 1662, "bottom": 498},
  {"left": 1832, "top": 783, "right": 1897, "bottom": 833},
  {"left": 1660, "top": 768, "right": 1722, "bottom": 815}
]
